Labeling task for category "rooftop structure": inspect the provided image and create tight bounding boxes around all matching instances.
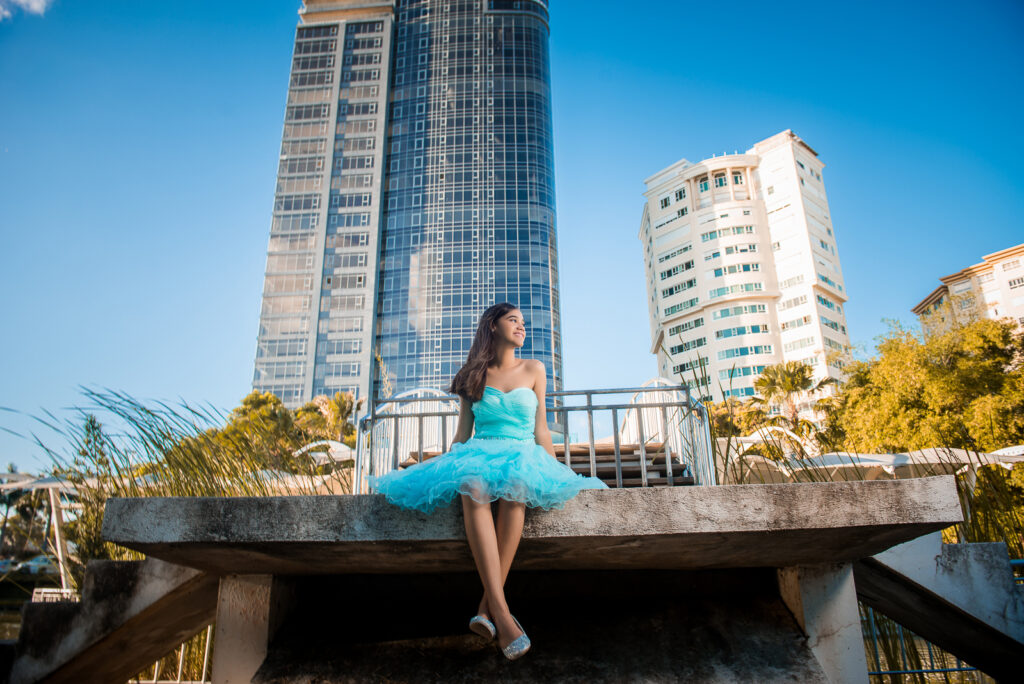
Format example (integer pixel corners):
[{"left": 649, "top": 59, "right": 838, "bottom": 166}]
[{"left": 911, "top": 242, "right": 1024, "bottom": 335}]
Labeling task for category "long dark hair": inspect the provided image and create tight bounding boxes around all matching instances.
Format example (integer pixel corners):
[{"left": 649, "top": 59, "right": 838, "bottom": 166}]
[{"left": 448, "top": 302, "right": 519, "bottom": 402}]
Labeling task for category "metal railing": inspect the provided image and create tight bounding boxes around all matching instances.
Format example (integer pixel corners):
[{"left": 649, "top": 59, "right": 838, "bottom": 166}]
[
  {"left": 354, "top": 382, "right": 715, "bottom": 494},
  {"left": 1011, "top": 559, "right": 1024, "bottom": 585}
]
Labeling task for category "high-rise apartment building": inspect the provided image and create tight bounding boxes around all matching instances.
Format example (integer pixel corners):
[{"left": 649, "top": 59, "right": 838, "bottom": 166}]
[
  {"left": 639, "top": 130, "right": 851, "bottom": 402},
  {"left": 253, "top": 0, "right": 563, "bottom": 410},
  {"left": 911, "top": 243, "right": 1024, "bottom": 336}
]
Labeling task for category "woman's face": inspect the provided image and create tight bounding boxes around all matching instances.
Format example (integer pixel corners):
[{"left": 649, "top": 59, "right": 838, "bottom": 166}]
[{"left": 491, "top": 309, "right": 526, "bottom": 347}]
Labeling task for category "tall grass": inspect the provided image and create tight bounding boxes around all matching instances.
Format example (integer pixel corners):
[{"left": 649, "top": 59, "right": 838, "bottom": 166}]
[{"left": 9, "top": 388, "right": 354, "bottom": 583}]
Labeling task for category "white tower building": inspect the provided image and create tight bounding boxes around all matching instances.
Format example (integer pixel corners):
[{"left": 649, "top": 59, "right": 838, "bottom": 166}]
[{"left": 639, "top": 130, "right": 851, "bottom": 402}]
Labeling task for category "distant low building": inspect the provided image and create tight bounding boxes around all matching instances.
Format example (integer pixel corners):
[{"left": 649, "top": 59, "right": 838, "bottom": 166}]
[
  {"left": 911, "top": 243, "right": 1024, "bottom": 336},
  {"left": 639, "top": 130, "right": 851, "bottom": 403}
]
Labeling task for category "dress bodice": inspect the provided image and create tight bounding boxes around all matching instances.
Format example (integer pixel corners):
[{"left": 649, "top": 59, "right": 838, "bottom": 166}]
[{"left": 472, "top": 386, "right": 537, "bottom": 441}]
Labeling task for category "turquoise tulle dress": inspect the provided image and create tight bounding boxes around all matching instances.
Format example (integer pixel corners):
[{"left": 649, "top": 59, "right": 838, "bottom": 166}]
[{"left": 368, "top": 386, "right": 608, "bottom": 513}]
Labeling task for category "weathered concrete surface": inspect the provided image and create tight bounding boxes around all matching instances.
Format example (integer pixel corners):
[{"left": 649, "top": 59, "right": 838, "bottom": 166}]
[
  {"left": 102, "top": 477, "right": 962, "bottom": 575},
  {"left": 778, "top": 563, "right": 868, "bottom": 683},
  {"left": 211, "top": 575, "right": 294, "bottom": 684},
  {"left": 855, "top": 532, "right": 1023, "bottom": 680},
  {"left": 8, "top": 558, "right": 218, "bottom": 684},
  {"left": 251, "top": 569, "right": 831, "bottom": 683}
]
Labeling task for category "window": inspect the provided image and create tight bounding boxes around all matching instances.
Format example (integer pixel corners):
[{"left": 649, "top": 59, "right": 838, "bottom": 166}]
[
  {"left": 822, "top": 316, "right": 846, "bottom": 334},
  {"left": 659, "top": 197, "right": 671, "bottom": 209},
  {"left": 664, "top": 298, "right": 699, "bottom": 316},
  {"left": 783, "top": 336, "right": 816, "bottom": 352},
  {"left": 719, "top": 365, "right": 766, "bottom": 381},
  {"left": 715, "top": 324, "right": 769, "bottom": 339},
  {"left": 767, "top": 186, "right": 774, "bottom": 195},
  {"left": 712, "top": 263, "right": 760, "bottom": 277},
  {"left": 781, "top": 315, "right": 811, "bottom": 331},
  {"left": 668, "top": 317, "right": 704, "bottom": 335},
  {"left": 778, "top": 295, "right": 807, "bottom": 311},
  {"left": 779, "top": 274, "right": 805, "bottom": 289},
  {"left": 824, "top": 337, "right": 845, "bottom": 351},
  {"left": 669, "top": 337, "right": 707, "bottom": 354},
  {"left": 713, "top": 304, "right": 766, "bottom": 320},
  {"left": 732, "top": 172, "right": 744, "bottom": 185},
  {"left": 1009, "top": 277, "right": 1024, "bottom": 290},
  {"left": 700, "top": 225, "right": 755, "bottom": 242},
  {"left": 677, "top": 207, "right": 689, "bottom": 217},
  {"left": 714, "top": 173, "right": 727, "bottom": 188},
  {"left": 708, "top": 282, "right": 764, "bottom": 298},
  {"left": 816, "top": 294, "right": 838, "bottom": 310},
  {"left": 818, "top": 273, "right": 843, "bottom": 291},
  {"left": 658, "top": 244, "right": 692, "bottom": 263},
  {"left": 672, "top": 357, "right": 708, "bottom": 374},
  {"left": 1002, "top": 259, "right": 1021, "bottom": 271},
  {"left": 796, "top": 160, "right": 805, "bottom": 169},
  {"left": 660, "top": 260, "right": 695, "bottom": 280},
  {"left": 661, "top": 278, "right": 697, "bottom": 298},
  {"left": 718, "top": 345, "right": 773, "bottom": 360},
  {"left": 675, "top": 188, "right": 687, "bottom": 201},
  {"left": 699, "top": 177, "right": 709, "bottom": 193}
]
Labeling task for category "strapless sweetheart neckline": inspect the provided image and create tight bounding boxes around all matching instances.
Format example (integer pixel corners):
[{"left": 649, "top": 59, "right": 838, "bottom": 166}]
[{"left": 484, "top": 385, "right": 536, "bottom": 397}]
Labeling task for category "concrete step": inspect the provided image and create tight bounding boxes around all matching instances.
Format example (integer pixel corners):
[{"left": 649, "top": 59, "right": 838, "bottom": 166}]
[
  {"left": 855, "top": 532, "right": 1024, "bottom": 681},
  {"left": 80, "top": 559, "right": 145, "bottom": 605},
  {"left": 8, "top": 558, "right": 218, "bottom": 684}
]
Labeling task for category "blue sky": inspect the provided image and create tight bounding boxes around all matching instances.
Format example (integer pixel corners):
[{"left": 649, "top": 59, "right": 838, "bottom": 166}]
[{"left": 1, "top": 0, "right": 1022, "bottom": 472}]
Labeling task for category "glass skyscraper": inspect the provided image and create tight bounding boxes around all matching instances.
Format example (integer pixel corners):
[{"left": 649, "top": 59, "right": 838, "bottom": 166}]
[{"left": 253, "top": 0, "right": 563, "bottom": 414}]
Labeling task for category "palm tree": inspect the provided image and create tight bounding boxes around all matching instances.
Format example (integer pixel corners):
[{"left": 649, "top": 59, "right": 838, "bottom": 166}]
[{"left": 753, "top": 361, "right": 834, "bottom": 427}]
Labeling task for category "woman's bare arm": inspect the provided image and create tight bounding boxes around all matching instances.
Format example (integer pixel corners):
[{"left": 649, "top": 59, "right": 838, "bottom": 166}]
[
  {"left": 452, "top": 395, "right": 475, "bottom": 444},
  {"left": 530, "top": 360, "right": 557, "bottom": 458}
]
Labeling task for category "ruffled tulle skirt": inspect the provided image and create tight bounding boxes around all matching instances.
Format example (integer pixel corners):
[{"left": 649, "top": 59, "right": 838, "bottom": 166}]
[{"left": 368, "top": 436, "right": 608, "bottom": 514}]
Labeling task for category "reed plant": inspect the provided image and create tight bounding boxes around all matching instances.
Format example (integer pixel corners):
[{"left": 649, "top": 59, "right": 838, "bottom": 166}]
[{"left": 11, "top": 388, "right": 357, "bottom": 581}]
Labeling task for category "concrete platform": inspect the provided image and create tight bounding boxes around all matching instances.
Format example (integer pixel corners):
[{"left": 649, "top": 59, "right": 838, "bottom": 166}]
[
  {"left": 8, "top": 559, "right": 217, "bottom": 684},
  {"left": 855, "top": 532, "right": 1023, "bottom": 680},
  {"left": 102, "top": 477, "right": 961, "bottom": 575}
]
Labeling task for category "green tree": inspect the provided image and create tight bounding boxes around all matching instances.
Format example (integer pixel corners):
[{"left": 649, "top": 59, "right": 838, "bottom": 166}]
[
  {"left": 0, "top": 464, "right": 24, "bottom": 558},
  {"left": 295, "top": 391, "right": 363, "bottom": 449},
  {"left": 752, "top": 361, "right": 834, "bottom": 427},
  {"left": 60, "top": 415, "right": 119, "bottom": 579},
  {"left": 213, "top": 391, "right": 306, "bottom": 470},
  {"left": 828, "top": 319, "right": 1024, "bottom": 453},
  {"left": 708, "top": 398, "right": 766, "bottom": 438}
]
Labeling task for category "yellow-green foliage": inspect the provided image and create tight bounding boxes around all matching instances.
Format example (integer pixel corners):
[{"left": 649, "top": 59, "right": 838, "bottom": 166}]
[{"left": 828, "top": 319, "right": 1024, "bottom": 453}]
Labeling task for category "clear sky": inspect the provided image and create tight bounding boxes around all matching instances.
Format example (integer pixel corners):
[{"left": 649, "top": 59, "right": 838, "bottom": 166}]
[{"left": 1, "top": 0, "right": 1022, "bottom": 472}]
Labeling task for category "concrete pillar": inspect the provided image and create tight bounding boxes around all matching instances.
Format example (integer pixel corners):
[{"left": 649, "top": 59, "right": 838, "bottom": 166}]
[
  {"left": 778, "top": 562, "right": 868, "bottom": 684},
  {"left": 211, "top": 575, "right": 293, "bottom": 684}
]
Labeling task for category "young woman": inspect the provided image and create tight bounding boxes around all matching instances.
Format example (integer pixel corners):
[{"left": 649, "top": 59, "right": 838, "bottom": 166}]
[{"left": 368, "top": 302, "right": 608, "bottom": 660}]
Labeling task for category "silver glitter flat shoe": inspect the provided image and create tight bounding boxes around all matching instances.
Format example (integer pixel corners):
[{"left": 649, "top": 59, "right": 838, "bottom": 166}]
[
  {"left": 469, "top": 614, "right": 496, "bottom": 640},
  {"left": 502, "top": 616, "right": 531, "bottom": 661}
]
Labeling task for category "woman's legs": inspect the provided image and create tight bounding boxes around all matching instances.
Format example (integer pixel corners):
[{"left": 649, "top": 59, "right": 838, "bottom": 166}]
[
  {"left": 461, "top": 492, "right": 525, "bottom": 648},
  {"left": 476, "top": 498, "right": 526, "bottom": 616}
]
